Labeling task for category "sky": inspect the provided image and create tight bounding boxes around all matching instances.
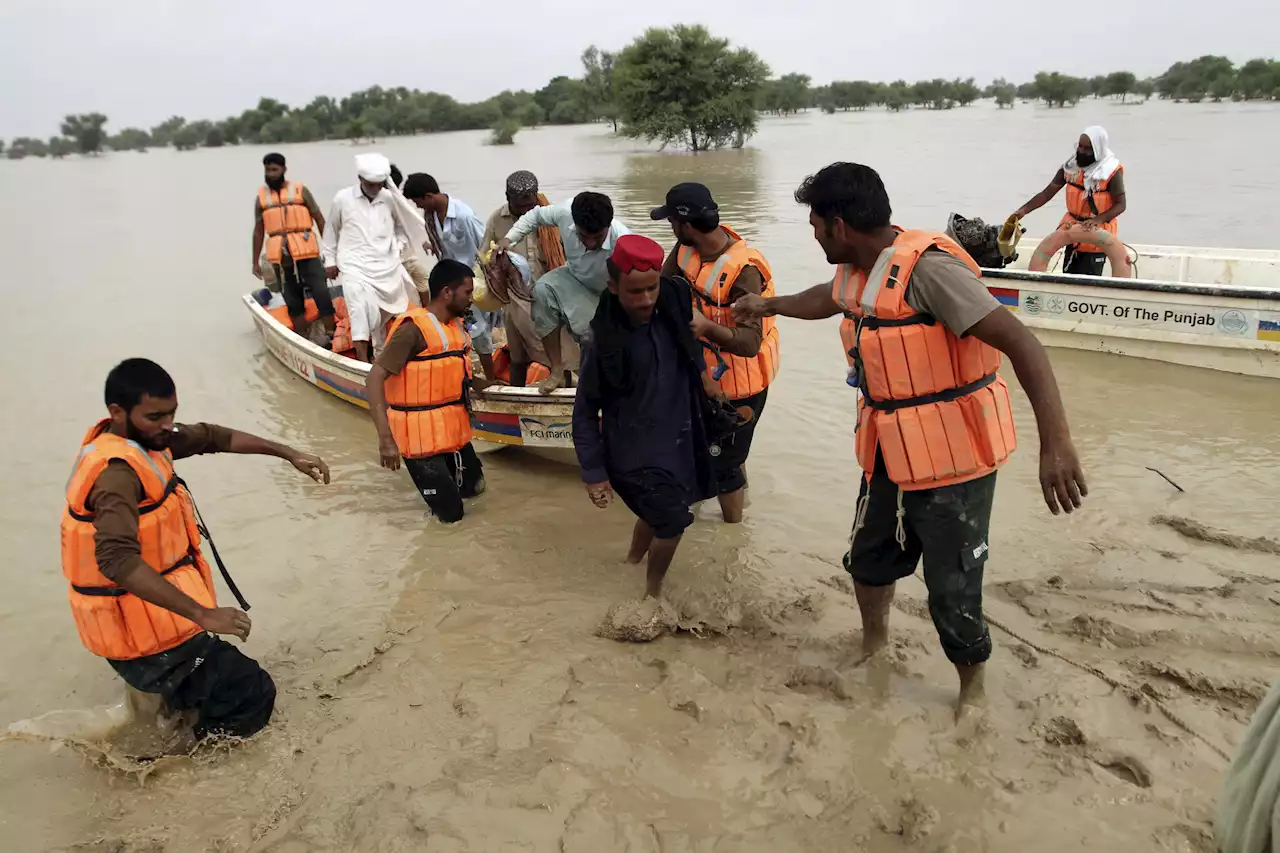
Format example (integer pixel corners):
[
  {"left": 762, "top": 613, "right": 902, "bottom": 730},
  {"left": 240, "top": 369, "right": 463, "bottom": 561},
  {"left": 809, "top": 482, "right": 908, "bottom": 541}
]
[{"left": 1, "top": 0, "right": 1275, "bottom": 138}]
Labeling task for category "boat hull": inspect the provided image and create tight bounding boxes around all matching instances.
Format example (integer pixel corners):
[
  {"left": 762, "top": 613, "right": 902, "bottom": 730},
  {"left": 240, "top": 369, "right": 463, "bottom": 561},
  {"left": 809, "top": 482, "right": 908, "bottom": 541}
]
[
  {"left": 244, "top": 295, "right": 577, "bottom": 463},
  {"left": 982, "top": 268, "right": 1280, "bottom": 379}
]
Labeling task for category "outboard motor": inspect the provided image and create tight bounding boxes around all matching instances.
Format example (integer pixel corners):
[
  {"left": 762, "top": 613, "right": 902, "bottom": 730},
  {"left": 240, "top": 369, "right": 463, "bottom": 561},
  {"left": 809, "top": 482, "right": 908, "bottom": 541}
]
[{"left": 946, "top": 212, "right": 1020, "bottom": 269}]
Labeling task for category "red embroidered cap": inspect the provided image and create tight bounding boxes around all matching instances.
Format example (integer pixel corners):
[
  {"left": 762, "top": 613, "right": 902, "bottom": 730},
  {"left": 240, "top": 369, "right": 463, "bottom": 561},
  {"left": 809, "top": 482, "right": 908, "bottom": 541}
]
[{"left": 610, "top": 233, "right": 665, "bottom": 274}]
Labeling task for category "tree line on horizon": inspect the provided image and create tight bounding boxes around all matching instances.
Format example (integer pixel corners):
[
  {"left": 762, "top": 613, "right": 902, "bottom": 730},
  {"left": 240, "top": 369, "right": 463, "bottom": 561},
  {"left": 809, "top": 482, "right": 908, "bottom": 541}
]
[{"left": 4, "top": 31, "right": 1279, "bottom": 161}]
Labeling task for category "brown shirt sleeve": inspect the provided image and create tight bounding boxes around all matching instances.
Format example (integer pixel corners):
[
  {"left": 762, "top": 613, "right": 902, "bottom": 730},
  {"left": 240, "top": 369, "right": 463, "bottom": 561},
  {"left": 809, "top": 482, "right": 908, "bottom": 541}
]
[
  {"left": 169, "top": 423, "right": 235, "bottom": 460},
  {"left": 375, "top": 323, "right": 426, "bottom": 375},
  {"left": 302, "top": 185, "right": 324, "bottom": 221},
  {"left": 719, "top": 265, "right": 764, "bottom": 358},
  {"left": 88, "top": 462, "right": 147, "bottom": 584},
  {"left": 905, "top": 249, "right": 1002, "bottom": 337}
]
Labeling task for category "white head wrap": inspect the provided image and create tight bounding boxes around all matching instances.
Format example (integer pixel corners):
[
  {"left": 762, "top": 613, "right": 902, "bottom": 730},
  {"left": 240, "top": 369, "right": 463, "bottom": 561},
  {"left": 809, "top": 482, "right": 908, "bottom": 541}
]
[
  {"left": 1064, "top": 126, "right": 1121, "bottom": 193},
  {"left": 355, "top": 152, "right": 391, "bottom": 183}
]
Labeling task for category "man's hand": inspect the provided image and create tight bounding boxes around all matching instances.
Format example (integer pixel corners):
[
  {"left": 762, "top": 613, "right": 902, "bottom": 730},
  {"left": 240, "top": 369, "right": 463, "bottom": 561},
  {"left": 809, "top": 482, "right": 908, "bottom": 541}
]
[
  {"left": 1076, "top": 218, "right": 1100, "bottom": 231},
  {"left": 585, "top": 480, "right": 613, "bottom": 508},
  {"left": 197, "top": 606, "right": 252, "bottom": 641},
  {"left": 1039, "top": 437, "right": 1088, "bottom": 515},
  {"left": 289, "top": 451, "right": 331, "bottom": 483},
  {"left": 252, "top": 261, "right": 263, "bottom": 280},
  {"left": 378, "top": 436, "right": 401, "bottom": 471},
  {"left": 325, "top": 265, "right": 340, "bottom": 280},
  {"left": 496, "top": 238, "right": 512, "bottom": 256},
  {"left": 421, "top": 240, "right": 438, "bottom": 258},
  {"left": 732, "top": 293, "right": 772, "bottom": 323},
  {"left": 689, "top": 311, "right": 715, "bottom": 339}
]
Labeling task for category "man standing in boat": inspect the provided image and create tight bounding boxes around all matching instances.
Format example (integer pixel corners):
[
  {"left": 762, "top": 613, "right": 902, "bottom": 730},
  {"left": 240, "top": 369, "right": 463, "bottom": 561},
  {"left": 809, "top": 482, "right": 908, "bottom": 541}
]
[
  {"left": 573, "top": 234, "right": 718, "bottom": 603},
  {"left": 63, "top": 358, "right": 330, "bottom": 741},
  {"left": 735, "top": 162, "right": 1087, "bottom": 716},
  {"left": 481, "top": 170, "right": 577, "bottom": 387},
  {"left": 321, "top": 154, "right": 430, "bottom": 362},
  {"left": 365, "top": 259, "right": 499, "bottom": 523},
  {"left": 655, "top": 182, "right": 780, "bottom": 523},
  {"left": 498, "top": 191, "right": 630, "bottom": 393},
  {"left": 1011, "top": 126, "right": 1126, "bottom": 276},
  {"left": 252, "top": 153, "right": 335, "bottom": 345}
]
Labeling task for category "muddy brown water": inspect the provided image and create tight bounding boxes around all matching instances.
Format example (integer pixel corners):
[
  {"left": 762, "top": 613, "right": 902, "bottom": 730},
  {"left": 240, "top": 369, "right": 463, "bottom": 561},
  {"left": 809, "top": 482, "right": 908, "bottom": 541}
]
[{"left": 2, "top": 101, "right": 1279, "bottom": 851}]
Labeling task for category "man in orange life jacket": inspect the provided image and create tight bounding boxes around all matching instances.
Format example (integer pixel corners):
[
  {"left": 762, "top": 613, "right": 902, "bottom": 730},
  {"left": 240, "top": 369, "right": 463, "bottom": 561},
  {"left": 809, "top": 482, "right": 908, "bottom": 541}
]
[
  {"left": 1011, "top": 125, "right": 1126, "bottom": 277},
  {"left": 366, "top": 259, "right": 503, "bottom": 523},
  {"left": 735, "top": 163, "right": 1087, "bottom": 714},
  {"left": 64, "top": 359, "right": 330, "bottom": 740},
  {"left": 252, "top": 153, "right": 335, "bottom": 343},
  {"left": 654, "top": 183, "right": 781, "bottom": 523}
]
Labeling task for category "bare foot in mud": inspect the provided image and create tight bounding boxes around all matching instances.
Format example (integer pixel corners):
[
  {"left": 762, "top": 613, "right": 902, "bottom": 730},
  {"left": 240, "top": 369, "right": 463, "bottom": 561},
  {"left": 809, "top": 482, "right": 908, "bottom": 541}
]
[
  {"left": 536, "top": 372, "right": 565, "bottom": 395},
  {"left": 595, "top": 597, "right": 678, "bottom": 643},
  {"left": 955, "top": 663, "right": 987, "bottom": 724}
]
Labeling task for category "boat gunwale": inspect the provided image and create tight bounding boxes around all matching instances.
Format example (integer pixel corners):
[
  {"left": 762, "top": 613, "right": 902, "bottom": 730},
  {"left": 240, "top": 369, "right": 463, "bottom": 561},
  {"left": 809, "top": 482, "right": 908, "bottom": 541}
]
[
  {"left": 982, "top": 268, "right": 1280, "bottom": 301},
  {"left": 242, "top": 293, "right": 578, "bottom": 405}
]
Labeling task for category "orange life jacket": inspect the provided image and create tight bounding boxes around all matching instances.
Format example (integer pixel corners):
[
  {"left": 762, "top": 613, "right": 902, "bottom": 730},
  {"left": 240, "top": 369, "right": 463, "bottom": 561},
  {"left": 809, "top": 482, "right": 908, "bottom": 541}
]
[
  {"left": 491, "top": 345, "right": 551, "bottom": 386},
  {"left": 61, "top": 421, "right": 216, "bottom": 660},
  {"left": 384, "top": 308, "right": 474, "bottom": 458},
  {"left": 1059, "top": 164, "right": 1122, "bottom": 254},
  {"left": 677, "top": 226, "right": 781, "bottom": 400},
  {"left": 259, "top": 182, "right": 320, "bottom": 264},
  {"left": 833, "top": 230, "right": 1018, "bottom": 490}
]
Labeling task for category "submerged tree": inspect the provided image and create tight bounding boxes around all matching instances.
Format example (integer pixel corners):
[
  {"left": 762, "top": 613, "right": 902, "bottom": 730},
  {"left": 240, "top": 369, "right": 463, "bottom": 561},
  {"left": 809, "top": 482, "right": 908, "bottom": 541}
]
[
  {"left": 612, "top": 25, "right": 769, "bottom": 151},
  {"left": 60, "top": 113, "right": 108, "bottom": 154},
  {"left": 490, "top": 118, "right": 520, "bottom": 145}
]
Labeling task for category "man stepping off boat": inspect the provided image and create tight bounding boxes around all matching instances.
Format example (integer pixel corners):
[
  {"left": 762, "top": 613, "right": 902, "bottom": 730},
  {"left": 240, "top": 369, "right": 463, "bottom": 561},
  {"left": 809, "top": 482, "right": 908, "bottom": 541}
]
[
  {"left": 734, "top": 162, "right": 1087, "bottom": 717},
  {"left": 366, "top": 259, "right": 502, "bottom": 523},
  {"left": 573, "top": 235, "right": 718, "bottom": 602},
  {"left": 1011, "top": 125, "right": 1127, "bottom": 277},
  {"left": 252, "top": 153, "right": 334, "bottom": 346},
  {"left": 321, "top": 154, "right": 431, "bottom": 362},
  {"left": 498, "top": 191, "right": 631, "bottom": 394},
  {"left": 481, "top": 170, "right": 579, "bottom": 387},
  {"left": 63, "top": 359, "right": 330, "bottom": 741},
  {"left": 654, "top": 182, "right": 780, "bottom": 523}
]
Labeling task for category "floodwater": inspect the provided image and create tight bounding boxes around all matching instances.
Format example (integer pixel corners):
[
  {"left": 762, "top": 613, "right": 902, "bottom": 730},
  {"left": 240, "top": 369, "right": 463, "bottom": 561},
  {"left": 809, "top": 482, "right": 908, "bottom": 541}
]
[{"left": 2, "top": 99, "right": 1279, "bottom": 852}]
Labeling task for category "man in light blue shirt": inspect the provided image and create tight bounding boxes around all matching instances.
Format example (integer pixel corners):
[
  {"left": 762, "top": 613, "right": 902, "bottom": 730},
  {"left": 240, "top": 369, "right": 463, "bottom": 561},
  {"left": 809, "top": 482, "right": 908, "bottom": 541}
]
[
  {"left": 500, "top": 191, "right": 630, "bottom": 392},
  {"left": 403, "top": 173, "right": 497, "bottom": 377}
]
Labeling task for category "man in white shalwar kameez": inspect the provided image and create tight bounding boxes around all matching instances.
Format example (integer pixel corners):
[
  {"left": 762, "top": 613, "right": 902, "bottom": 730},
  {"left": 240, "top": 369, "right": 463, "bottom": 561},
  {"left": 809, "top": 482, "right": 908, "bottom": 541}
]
[{"left": 321, "top": 153, "right": 433, "bottom": 361}]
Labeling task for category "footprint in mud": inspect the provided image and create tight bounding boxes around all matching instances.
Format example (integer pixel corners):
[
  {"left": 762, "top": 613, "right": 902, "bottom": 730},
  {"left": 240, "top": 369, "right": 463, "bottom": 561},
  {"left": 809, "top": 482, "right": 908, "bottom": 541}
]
[
  {"left": 1091, "top": 749, "right": 1154, "bottom": 788},
  {"left": 595, "top": 598, "right": 679, "bottom": 643}
]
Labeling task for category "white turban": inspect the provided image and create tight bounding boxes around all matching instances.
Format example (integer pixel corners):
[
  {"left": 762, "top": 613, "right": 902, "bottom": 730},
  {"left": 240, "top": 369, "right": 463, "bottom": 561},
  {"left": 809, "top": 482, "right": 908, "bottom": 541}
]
[{"left": 355, "top": 152, "right": 391, "bottom": 183}]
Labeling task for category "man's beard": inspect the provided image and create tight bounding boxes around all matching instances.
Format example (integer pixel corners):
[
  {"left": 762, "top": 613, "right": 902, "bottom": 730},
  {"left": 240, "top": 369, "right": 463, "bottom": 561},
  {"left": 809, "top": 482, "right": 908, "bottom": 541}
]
[
  {"left": 127, "top": 419, "right": 171, "bottom": 451},
  {"left": 265, "top": 174, "right": 285, "bottom": 189}
]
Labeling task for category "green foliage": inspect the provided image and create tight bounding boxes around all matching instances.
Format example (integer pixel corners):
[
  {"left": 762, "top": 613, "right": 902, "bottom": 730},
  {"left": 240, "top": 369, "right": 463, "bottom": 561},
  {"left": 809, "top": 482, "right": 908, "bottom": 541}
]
[
  {"left": 612, "top": 24, "right": 769, "bottom": 151},
  {"left": 109, "top": 127, "right": 151, "bottom": 151},
  {"left": 952, "top": 77, "right": 981, "bottom": 106},
  {"left": 1135, "top": 78, "right": 1156, "bottom": 101},
  {"left": 1032, "top": 72, "right": 1087, "bottom": 107},
  {"left": 6, "top": 137, "right": 48, "bottom": 159},
  {"left": 991, "top": 78, "right": 1016, "bottom": 108},
  {"left": 759, "top": 73, "right": 812, "bottom": 115},
  {"left": 149, "top": 116, "right": 186, "bottom": 148},
  {"left": 1103, "top": 71, "right": 1137, "bottom": 102},
  {"left": 1237, "top": 59, "right": 1280, "bottom": 99},
  {"left": 48, "top": 136, "right": 75, "bottom": 158},
  {"left": 172, "top": 125, "right": 202, "bottom": 151},
  {"left": 59, "top": 113, "right": 108, "bottom": 154},
  {"left": 490, "top": 118, "right": 520, "bottom": 146},
  {"left": 1158, "top": 55, "right": 1235, "bottom": 100},
  {"left": 581, "top": 46, "right": 619, "bottom": 128}
]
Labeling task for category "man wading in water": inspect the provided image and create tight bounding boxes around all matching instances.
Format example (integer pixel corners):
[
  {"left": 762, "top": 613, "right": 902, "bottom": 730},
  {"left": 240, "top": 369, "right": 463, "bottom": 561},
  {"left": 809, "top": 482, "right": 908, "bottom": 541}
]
[
  {"left": 735, "top": 163, "right": 1087, "bottom": 715},
  {"left": 61, "top": 359, "right": 330, "bottom": 740}
]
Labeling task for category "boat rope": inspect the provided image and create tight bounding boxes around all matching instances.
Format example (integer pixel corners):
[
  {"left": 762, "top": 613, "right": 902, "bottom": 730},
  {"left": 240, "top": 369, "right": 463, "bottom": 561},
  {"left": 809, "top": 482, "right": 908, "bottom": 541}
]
[{"left": 905, "top": 575, "right": 1232, "bottom": 762}]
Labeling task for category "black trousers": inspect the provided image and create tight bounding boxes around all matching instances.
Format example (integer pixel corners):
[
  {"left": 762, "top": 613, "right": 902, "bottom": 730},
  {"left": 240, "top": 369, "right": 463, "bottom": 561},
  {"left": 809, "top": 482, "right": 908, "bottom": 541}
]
[
  {"left": 278, "top": 256, "right": 336, "bottom": 320},
  {"left": 402, "top": 442, "right": 485, "bottom": 523},
  {"left": 109, "top": 632, "right": 276, "bottom": 740}
]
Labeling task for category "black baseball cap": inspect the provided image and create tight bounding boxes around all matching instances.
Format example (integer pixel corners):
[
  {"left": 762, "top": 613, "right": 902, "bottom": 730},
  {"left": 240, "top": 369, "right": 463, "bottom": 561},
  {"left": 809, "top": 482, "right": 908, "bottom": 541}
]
[{"left": 650, "top": 182, "right": 718, "bottom": 221}]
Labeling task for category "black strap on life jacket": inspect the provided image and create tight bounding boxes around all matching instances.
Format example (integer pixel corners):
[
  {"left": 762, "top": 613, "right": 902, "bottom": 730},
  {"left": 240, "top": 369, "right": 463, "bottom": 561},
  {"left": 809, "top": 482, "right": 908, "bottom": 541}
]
[
  {"left": 72, "top": 552, "right": 196, "bottom": 597},
  {"left": 387, "top": 396, "right": 467, "bottom": 413},
  {"left": 176, "top": 477, "right": 251, "bottom": 611},
  {"left": 1065, "top": 179, "right": 1101, "bottom": 217},
  {"left": 863, "top": 371, "right": 998, "bottom": 414},
  {"left": 66, "top": 472, "right": 182, "bottom": 523},
  {"left": 407, "top": 348, "right": 468, "bottom": 362},
  {"left": 859, "top": 313, "right": 937, "bottom": 330}
]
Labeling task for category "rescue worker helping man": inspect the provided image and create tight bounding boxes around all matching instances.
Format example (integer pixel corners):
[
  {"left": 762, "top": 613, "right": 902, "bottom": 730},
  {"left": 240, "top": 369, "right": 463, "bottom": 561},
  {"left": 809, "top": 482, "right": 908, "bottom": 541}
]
[
  {"left": 1011, "top": 125, "right": 1126, "bottom": 277},
  {"left": 654, "top": 182, "right": 780, "bottom": 523},
  {"left": 63, "top": 359, "right": 330, "bottom": 740},
  {"left": 734, "top": 162, "right": 1087, "bottom": 715},
  {"left": 366, "top": 259, "right": 501, "bottom": 524}
]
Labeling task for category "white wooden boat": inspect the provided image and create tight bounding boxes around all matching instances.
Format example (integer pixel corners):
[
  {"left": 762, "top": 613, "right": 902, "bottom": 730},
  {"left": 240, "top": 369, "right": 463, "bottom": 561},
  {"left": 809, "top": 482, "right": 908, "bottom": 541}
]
[
  {"left": 983, "top": 241, "right": 1280, "bottom": 379},
  {"left": 243, "top": 294, "right": 576, "bottom": 461}
]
